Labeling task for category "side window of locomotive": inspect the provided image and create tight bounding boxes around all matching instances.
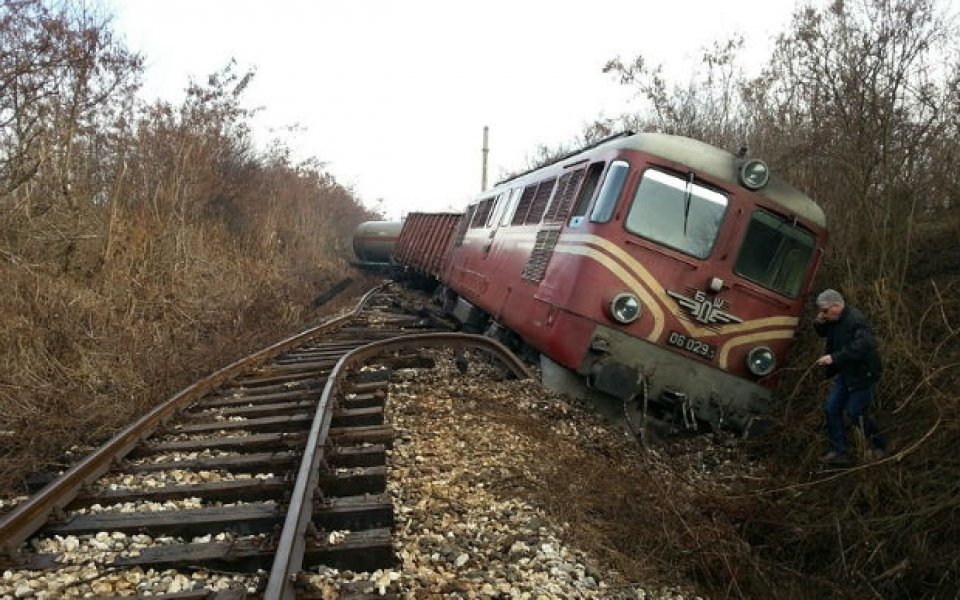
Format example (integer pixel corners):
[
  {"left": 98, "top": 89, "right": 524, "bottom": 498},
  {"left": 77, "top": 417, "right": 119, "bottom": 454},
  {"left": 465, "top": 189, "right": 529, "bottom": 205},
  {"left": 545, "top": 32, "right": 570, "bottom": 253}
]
[
  {"left": 524, "top": 178, "right": 557, "bottom": 225},
  {"left": 471, "top": 198, "right": 494, "bottom": 228},
  {"left": 510, "top": 184, "right": 538, "bottom": 226},
  {"left": 570, "top": 161, "right": 605, "bottom": 227},
  {"left": 453, "top": 206, "right": 474, "bottom": 247},
  {"left": 543, "top": 168, "right": 585, "bottom": 225},
  {"left": 734, "top": 210, "right": 816, "bottom": 298},
  {"left": 589, "top": 161, "right": 630, "bottom": 223},
  {"left": 500, "top": 188, "right": 522, "bottom": 227},
  {"left": 624, "top": 169, "right": 728, "bottom": 259},
  {"left": 486, "top": 191, "right": 507, "bottom": 227}
]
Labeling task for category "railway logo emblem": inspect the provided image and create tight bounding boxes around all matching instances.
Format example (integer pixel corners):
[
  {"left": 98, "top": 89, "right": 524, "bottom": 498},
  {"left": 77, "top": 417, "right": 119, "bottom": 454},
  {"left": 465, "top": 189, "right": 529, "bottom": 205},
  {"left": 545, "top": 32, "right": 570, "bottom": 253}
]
[{"left": 667, "top": 289, "right": 743, "bottom": 326}]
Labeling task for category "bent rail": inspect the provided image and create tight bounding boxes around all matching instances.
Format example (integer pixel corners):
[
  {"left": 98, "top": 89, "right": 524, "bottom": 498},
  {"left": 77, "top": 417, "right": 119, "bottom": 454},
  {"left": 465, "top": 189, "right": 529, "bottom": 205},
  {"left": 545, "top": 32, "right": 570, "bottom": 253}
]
[
  {"left": 0, "top": 285, "right": 386, "bottom": 557},
  {"left": 265, "top": 332, "right": 532, "bottom": 599}
]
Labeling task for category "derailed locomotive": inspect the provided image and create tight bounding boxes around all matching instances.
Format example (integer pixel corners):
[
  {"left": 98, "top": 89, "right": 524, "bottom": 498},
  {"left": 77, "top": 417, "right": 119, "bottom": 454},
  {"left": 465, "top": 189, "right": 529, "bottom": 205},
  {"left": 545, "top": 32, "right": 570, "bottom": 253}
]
[{"left": 371, "top": 132, "right": 827, "bottom": 435}]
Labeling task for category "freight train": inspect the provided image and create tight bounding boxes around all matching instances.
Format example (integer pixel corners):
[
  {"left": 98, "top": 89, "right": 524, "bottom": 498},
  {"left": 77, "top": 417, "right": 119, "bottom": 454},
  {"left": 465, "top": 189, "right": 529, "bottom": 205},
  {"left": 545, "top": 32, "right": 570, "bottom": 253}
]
[{"left": 355, "top": 132, "right": 826, "bottom": 436}]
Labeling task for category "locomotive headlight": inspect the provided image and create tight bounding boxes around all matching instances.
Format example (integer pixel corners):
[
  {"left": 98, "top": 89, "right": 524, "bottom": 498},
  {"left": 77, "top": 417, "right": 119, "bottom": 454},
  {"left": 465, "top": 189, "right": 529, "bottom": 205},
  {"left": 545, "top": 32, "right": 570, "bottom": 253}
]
[
  {"left": 609, "top": 292, "right": 642, "bottom": 324},
  {"left": 739, "top": 159, "right": 770, "bottom": 190},
  {"left": 746, "top": 346, "right": 776, "bottom": 376}
]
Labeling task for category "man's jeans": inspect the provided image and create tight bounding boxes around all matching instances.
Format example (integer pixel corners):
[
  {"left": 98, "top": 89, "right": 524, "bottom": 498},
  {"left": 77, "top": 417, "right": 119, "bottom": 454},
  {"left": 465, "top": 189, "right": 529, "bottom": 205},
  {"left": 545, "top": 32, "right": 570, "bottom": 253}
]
[{"left": 824, "top": 375, "right": 886, "bottom": 454}]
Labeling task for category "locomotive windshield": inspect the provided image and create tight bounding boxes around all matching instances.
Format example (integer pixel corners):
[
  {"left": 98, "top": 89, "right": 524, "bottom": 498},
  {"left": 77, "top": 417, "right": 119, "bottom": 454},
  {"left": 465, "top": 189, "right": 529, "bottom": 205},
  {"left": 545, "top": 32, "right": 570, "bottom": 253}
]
[
  {"left": 734, "top": 210, "right": 816, "bottom": 298},
  {"left": 624, "top": 169, "right": 728, "bottom": 259}
]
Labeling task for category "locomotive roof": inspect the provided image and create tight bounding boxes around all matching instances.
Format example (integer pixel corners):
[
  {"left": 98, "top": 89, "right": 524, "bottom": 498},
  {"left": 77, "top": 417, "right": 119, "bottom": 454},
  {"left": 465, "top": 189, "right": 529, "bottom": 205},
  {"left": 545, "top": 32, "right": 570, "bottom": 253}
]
[
  {"left": 502, "top": 132, "right": 826, "bottom": 229},
  {"left": 611, "top": 133, "right": 825, "bottom": 228}
]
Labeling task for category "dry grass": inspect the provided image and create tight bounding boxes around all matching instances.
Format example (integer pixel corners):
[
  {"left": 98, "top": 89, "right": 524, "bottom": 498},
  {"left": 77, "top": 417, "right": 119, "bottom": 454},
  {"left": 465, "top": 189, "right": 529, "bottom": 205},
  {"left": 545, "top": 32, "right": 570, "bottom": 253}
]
[
  {"left": 0, "top": 131, "right": 376, "bottom": 499},
  {"left": 0, "top": 16, "right": 379, "bottom": 498},
  {"left": 0, "top": 210, "right": 373, "bottom": 493}
]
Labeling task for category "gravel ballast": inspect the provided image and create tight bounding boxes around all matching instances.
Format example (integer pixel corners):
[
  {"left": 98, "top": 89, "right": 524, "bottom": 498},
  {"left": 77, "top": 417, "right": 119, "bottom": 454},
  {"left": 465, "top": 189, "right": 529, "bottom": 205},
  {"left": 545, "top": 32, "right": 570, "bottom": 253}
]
[
  {"left": 3, "top": 346, "right": 752, "bottom": 598},
  {"left": 306, "top": 349, "right": 729, "bottom": 599}
]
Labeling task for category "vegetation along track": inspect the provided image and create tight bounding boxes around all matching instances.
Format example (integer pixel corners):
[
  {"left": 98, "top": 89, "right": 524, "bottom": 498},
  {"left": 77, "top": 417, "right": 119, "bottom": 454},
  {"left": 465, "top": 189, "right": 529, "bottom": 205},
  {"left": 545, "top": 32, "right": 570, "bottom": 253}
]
[{"left": 0, "top": 285, "right": 531, "bottom": 599}]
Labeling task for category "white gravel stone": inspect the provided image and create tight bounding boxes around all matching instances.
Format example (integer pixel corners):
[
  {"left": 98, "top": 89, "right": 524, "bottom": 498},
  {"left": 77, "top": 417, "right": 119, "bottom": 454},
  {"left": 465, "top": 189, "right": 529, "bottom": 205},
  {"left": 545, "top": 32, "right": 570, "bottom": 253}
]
[
  {"left": 4, "top": 527, "right": 268, "bottom": 598},
  {"left": 302, "top": 350, "right": 708, "bottom": 598}
]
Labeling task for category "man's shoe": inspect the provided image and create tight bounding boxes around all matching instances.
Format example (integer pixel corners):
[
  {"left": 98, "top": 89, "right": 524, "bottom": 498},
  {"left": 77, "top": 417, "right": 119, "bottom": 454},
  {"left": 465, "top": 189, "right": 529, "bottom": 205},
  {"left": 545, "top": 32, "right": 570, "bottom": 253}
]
[{"left": 819, "top": 450, "right": 850, "bottom": 465}]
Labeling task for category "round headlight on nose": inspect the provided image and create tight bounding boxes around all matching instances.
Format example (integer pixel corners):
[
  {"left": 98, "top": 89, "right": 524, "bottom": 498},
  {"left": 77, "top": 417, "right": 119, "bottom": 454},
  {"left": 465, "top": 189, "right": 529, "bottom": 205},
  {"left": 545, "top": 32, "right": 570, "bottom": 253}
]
[
  {"left": 739, "top": 159, "right": 770, "bottom": 190},
  {"left": 746, "top": 346, "right": 776, "bottom": 376},
  {"left": 609, "top": 292, "right": 642, "bottom": 324}
]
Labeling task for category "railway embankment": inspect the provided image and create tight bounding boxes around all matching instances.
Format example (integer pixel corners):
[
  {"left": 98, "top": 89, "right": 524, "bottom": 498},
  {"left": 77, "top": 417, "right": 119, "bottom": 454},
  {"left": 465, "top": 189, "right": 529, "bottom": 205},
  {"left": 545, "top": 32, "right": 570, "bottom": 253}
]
[{"left": 303, "top": 347, "right": 749, "bottom": 598}]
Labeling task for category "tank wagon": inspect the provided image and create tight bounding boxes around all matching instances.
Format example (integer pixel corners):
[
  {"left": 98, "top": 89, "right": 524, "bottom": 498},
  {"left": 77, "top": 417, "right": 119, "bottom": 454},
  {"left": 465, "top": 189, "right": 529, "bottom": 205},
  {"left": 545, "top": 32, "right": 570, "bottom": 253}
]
[
  {"left": 382, "top": 131, "right": 827, "bottom": 435},
  {"left": 352, "top": 220, "right": 403, "bottom": 267}
]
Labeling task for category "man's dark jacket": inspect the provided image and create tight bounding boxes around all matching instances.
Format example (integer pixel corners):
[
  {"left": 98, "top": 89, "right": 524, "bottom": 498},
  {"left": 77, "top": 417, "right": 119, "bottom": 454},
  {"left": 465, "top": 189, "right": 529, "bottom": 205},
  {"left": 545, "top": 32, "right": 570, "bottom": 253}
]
[{"left": 814, "top": 305, "right": 882, "bottom": 390}]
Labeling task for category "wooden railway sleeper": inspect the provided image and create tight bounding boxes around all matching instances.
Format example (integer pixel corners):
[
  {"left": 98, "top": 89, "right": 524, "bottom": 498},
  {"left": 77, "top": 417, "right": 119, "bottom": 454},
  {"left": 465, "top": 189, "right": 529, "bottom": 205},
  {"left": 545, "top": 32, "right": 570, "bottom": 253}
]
[
  {"left": 0, "top": 288, "right": 532, "bottom": 599},
  {"left": 0, "top": 285, "right": 388, "bottom": 563},
  {"left": 264, "top": 332, "right": 532, "bottom": 599}
]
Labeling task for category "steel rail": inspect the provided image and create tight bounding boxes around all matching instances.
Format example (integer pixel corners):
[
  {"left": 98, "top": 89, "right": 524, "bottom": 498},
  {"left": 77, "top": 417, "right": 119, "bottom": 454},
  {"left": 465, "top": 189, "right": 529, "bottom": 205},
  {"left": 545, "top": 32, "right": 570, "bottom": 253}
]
[
  {"left": 264, "top": 333, "right": 532, "bottom": 599},
  {"left": 0, "top": 285, "right": 387, "bottom": 559}
]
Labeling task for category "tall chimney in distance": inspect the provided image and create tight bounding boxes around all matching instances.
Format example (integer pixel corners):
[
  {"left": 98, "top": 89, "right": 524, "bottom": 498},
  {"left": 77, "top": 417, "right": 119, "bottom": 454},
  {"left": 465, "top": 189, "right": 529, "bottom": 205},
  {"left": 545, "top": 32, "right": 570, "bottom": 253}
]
[{"left": 481, "top": 126, "right": 489, "bottom": 191}]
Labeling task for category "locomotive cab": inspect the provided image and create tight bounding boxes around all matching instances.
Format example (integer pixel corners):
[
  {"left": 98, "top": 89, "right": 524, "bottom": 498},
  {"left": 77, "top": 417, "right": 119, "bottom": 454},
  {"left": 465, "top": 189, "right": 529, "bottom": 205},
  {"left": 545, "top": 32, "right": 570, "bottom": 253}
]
[{"left": 557, "top": 140, "right": 825, "bottom": 434}]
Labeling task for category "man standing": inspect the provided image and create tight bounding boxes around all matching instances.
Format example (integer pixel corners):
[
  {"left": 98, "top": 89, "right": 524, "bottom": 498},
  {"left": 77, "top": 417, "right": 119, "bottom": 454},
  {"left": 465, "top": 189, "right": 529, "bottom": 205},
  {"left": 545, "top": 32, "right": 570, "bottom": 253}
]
[{"left": 814, "top": 289, "right": 887, "bottom": 464}]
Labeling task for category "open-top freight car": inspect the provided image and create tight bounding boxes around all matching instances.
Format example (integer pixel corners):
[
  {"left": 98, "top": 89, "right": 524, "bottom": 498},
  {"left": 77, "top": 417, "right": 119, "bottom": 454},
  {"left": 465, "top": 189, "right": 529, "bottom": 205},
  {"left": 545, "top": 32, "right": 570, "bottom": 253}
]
[
  {"left": 391, "top": 212, "right": 462, "bottom": 281},
  {"left": 381, "top": 131, "right": 826, "bottom": 435}
]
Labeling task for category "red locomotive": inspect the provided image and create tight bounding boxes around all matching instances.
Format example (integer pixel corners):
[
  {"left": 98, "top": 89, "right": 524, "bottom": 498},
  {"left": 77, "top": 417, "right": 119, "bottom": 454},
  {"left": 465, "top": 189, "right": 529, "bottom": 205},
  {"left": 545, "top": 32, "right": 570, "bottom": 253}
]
[{"left": 372, "top": 132, "right": 826, "bottom": 435}]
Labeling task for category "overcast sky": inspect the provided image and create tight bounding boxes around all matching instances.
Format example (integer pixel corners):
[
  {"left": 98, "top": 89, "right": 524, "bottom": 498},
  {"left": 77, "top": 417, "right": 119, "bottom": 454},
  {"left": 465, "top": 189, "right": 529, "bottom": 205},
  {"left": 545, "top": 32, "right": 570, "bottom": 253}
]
[{"left": 109, "top": 1, "right": 800, "bottom": 219}]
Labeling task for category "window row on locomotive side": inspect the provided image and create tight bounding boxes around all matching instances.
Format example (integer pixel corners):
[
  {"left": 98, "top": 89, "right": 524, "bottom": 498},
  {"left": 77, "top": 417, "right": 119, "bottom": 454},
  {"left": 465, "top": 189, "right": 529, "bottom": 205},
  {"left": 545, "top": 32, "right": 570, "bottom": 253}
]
[
  {"left": 459, "top": 140, "right": 820, "bottom": 300},
  {"left": 464, "top": 161, "right": 611, "bottom": 230},
  {"left": 499, "top": 159, "right": 624, "bottom": 229}
]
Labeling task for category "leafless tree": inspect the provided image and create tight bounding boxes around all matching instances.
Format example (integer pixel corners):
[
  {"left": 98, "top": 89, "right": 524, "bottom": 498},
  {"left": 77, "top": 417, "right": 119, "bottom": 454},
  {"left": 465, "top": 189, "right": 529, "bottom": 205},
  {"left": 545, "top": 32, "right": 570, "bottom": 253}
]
[
  {"left": 602, "top": 35, "right": 751, "bottom": 150},
  {"left": 747, "top": 0, "right": 960, "bottom": 294},
  {"left": 596, "top": 1, "right": 960, "bottom": 596},
  {"left": 0, "top": 0, "right": 141, "bottom": 204}
]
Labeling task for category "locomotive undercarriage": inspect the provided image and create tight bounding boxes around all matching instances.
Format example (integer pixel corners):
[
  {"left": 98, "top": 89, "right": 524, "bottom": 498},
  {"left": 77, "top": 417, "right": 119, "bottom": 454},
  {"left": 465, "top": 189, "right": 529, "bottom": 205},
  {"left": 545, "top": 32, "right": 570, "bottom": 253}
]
[
  {"left": 583, "top": 325, "right": 774, "bottom": 437},
  {"left": 433, "top": 287, "right": 773, "bottom": 438}
]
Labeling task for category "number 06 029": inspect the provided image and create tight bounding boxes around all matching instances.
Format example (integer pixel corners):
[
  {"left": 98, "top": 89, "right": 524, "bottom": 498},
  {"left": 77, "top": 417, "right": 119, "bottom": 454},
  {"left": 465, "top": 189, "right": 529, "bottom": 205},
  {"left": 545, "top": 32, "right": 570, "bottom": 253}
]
[{"left": 666, "top": 331, "right": 717, "bottom": 360}]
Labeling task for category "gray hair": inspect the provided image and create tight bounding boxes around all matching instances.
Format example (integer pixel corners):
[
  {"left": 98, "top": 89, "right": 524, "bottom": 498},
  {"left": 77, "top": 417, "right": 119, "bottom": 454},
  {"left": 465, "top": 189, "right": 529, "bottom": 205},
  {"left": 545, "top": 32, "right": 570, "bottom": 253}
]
[{"left": 816, "top": 289, "right": 845, "bottom": 308}]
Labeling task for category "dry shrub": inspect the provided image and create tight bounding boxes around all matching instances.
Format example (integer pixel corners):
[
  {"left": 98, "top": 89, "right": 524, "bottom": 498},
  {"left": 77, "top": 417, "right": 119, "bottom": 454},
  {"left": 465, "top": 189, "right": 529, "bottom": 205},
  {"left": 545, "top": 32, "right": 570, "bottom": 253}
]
[
  {"left": 468, "top": 391, "right": 772, "bottom": 596},
  {"left": 0, "top": 197, "right": 368, "bottom": 493},
  {"left": 750, "top": 217, "right": 960, "bottom": 599},
  {"left": 0, "top": 4, "right": 377, "bottom": 494}
]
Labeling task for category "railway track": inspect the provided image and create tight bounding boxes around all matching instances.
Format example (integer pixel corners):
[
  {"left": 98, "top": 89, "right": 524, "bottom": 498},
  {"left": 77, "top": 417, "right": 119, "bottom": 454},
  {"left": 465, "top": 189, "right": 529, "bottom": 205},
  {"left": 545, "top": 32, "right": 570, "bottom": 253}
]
[{"left": 0, "top": 285, "right": 531, "bottom": 599}]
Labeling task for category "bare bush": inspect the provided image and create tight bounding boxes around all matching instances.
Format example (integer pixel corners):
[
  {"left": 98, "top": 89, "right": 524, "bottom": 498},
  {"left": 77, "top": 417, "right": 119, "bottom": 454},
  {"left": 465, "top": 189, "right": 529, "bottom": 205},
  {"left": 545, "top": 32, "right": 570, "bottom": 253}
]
[
  {"left": 0, "top": 0, "right": 141, "bottom": 200},
  {"left": 0, "top": 1, "right": 376, "bottom": 495},
  {"left": 596, "top": 0, "right": 960, "bottom": 597}
]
